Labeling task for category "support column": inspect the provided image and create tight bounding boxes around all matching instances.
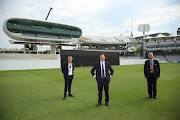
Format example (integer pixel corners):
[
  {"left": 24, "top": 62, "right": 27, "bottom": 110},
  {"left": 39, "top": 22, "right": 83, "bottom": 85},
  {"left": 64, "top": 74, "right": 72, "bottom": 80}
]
[
  {"left": 24, "top": 44, "right": 26, "bottom": 54},
  {"left": 143, "top": 27, "right": 146, "bottom": 58},
  {"left": 32, "top": 45, "right": 37, "bottom": 54},
  {"left": 50, "top": 45, "right": 56, "bottom": 54}
]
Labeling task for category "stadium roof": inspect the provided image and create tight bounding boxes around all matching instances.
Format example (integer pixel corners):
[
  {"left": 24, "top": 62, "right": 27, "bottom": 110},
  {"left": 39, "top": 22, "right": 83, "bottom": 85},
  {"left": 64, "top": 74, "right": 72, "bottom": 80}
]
[
  {"left": 79, "top": 36, "right": 133, "bottom": 45},
  {"left": 145, "top": 34, "right": 180, "bottom": 40},
  {"left": 135, "top": 32, "right": 171, "bottom": 39}
]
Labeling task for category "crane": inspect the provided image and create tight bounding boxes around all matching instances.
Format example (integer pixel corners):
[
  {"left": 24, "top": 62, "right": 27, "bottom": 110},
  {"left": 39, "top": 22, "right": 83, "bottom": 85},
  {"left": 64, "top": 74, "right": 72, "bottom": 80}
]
[{"left": 45, "top": 7, "right": 53, "bottom": 20}]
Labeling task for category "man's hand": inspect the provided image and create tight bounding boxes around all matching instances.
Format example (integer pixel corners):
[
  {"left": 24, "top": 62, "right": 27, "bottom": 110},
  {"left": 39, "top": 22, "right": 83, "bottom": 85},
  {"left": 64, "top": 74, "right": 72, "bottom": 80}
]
[
  {"left": 145, "top": 77, "right": 147, "bottom": 79},
  {"left": 157, "top": 77, "right": 160, "bottom": 79},
  {"left": 93, "top": 75, "right": 96, "bottom": 78},
  {"left": 110, "top": 75, "right": 112, "bottom": 78}
]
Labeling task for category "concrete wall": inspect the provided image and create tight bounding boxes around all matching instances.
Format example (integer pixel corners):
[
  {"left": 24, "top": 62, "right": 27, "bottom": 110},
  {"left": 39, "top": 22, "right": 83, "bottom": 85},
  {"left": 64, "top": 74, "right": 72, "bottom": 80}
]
[
  {"left": 120, "top": 58, "right": 148, "bottom": 65},
  {"left": 0, "top": 53, "right": 61, "bottom": 71},
  {"left": 0, "top": 53, "right": 151, "bottom": 71}
]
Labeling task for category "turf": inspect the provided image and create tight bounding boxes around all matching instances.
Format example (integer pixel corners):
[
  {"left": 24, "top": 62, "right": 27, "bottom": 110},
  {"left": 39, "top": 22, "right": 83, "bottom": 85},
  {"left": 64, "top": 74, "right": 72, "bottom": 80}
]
[{"left": 0, "top": 63, "right": 180, "bottom": 120}]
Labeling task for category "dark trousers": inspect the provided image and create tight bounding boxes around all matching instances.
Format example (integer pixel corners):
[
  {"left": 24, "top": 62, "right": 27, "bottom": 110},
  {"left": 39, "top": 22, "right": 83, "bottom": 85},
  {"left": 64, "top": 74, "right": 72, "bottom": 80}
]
[
  {"left": 98, "top": 78, "right": 109, "bottom": 103},
  {"left": 147, "top": 73, "right": 157, "bottom": 97},
  {"left": 64, "top": 75, "right": 73, "bottom": 96}
]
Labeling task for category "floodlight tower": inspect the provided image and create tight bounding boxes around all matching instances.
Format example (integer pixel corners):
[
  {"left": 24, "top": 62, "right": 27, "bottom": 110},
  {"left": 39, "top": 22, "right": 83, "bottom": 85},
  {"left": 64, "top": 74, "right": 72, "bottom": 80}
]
[
  {"left": 45, "top": 7, "right": 53, "bottom": 20},
  {"left": 137, "top": 24, "right": 150, "bottom": 58}
]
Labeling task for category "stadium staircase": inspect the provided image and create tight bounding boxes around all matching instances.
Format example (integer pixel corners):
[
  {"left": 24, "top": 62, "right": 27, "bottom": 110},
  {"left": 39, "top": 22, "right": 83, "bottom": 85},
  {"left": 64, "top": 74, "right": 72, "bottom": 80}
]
[{"left": 161, "top": 52, "right": 169, "bottom": 62}]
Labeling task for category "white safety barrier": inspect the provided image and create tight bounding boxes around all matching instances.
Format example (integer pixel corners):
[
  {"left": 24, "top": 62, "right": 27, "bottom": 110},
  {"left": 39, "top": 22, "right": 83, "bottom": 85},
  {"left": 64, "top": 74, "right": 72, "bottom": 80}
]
[
  {"left": 120, "top": 58, "right": 148, "bottom": 65},
  {"left": 0, "top": 53, "right": 61, "bottom": 71}
]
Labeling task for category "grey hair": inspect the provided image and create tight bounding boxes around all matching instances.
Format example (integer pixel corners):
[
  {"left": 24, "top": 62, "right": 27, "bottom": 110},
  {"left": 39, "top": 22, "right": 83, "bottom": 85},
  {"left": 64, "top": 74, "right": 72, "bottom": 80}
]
[
  {"left": 68, "top": 56, "right": 73, "bottom": 59},
  {"left": 148, "top": 52, "right": 153, "bottom": 56}
]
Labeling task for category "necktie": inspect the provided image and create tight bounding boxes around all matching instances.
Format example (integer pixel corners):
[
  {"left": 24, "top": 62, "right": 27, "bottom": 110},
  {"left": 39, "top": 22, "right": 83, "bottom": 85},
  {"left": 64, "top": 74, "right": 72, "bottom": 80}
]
[
  {"left": 102, "top": 63, "right": 105, "bottom": 77},
  {"left": 151, "top": 60, "right": 154, "bottom": 73},
  {"left": 69, "top": 64, "right": 71, "bottom": 72}
]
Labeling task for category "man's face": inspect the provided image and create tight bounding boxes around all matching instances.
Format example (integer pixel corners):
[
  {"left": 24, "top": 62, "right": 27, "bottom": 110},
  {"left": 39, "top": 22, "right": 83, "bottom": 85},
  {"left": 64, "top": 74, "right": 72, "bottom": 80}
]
[
  {"left": 148, "top": 53, "right": 153, "bottom": 60},
  {"left": 68, "top": 57, "right": 72, "bottom": 63},
  {"left": 100, "top": 55, "right": 105, "bottom": 61}
]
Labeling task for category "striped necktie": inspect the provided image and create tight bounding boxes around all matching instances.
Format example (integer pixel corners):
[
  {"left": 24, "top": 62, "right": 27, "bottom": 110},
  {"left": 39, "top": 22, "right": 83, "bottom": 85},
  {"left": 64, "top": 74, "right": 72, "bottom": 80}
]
[{"left": 151, "top": 60, "right": 154, "bottom": 73}]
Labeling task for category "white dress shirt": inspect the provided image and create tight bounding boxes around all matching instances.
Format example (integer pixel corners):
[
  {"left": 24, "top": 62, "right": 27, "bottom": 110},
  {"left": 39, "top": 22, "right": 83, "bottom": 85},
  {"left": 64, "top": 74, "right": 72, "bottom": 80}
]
[
  {"left": 100, "top": 60, "right": 106, "bottom": 77},
  {"left": 68, "top": 63, "right": 73, "bottom": 76},
  {"left": 93, "top": 61, "right": 112, "bottom": 78}
]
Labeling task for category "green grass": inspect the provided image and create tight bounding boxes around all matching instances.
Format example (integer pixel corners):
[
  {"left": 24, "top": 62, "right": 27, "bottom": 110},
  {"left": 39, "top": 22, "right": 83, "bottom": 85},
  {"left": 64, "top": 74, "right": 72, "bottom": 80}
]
[{"left": 0, "top": 63, "right": 180, "bottom": 120}]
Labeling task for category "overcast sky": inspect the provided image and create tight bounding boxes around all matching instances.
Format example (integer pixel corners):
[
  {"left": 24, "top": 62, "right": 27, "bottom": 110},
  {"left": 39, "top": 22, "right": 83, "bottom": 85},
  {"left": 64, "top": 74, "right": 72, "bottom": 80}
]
[{"left": 0, "top": 0, "right": 180, "bottom": 49}]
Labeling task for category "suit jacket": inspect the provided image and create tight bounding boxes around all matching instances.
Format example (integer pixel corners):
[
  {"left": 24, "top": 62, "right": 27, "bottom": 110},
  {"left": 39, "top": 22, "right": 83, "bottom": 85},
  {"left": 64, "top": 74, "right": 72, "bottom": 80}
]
[
  {"left": 61, "top": 62, "right": 75, "bottom": 79},
  {"left": 144, "top": 59, "right": 160, "bottom": 80},
  {"left": 91, "top": 61, "right": 114, "bottom": 83}
]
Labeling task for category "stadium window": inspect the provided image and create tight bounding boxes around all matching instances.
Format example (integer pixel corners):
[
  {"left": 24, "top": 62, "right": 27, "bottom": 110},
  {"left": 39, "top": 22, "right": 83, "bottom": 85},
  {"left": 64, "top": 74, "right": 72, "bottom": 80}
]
[
  {"left": 9, "top": 20, "right": 17, "bottom": 24},
  {"left": 111, "top": 46, "right": 116, "bottom": 50}
]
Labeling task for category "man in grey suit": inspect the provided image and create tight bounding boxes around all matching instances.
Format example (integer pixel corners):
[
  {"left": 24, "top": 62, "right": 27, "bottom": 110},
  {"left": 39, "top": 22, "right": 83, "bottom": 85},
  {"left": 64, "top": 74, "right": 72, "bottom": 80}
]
[{"left": 91, "top": 54, "right": 114, "bottom": 106}]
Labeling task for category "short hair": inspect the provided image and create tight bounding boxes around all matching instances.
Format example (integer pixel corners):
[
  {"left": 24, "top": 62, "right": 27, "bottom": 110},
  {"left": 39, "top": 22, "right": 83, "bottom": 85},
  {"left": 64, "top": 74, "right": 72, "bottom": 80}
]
[
  {"left": 68, "top": 56, "right": 73, "bottom": 59},
  {"left": 100, "top": 53, "right": 105, "bottom": 56},
  {"left": 148, "top": 52, "right": 153, "bottom": 56}
]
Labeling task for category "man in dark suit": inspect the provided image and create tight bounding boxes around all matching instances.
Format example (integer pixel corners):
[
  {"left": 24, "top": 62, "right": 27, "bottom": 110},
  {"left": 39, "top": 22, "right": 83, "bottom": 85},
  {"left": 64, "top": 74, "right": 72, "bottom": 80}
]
[
  {"left": 91, "top": 54, "right": 114, "bottom": 106},
  {"left": 61, "top": 56, "right": 75, "bottom": 100},
  {"left": 144, "top": 52, "right": 160, "bottom": 99}
]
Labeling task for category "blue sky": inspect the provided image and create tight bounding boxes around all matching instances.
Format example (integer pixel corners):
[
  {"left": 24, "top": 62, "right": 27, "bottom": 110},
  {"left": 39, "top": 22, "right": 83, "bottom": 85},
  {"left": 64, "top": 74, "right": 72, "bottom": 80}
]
[{"left": 0, "top": 0, "right": 180, "bottom": 48}]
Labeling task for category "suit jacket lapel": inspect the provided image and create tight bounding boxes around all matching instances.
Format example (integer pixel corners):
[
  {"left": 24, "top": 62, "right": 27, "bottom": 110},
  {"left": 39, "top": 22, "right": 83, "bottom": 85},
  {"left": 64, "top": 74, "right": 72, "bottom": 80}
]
[
  {"left": 148, "top": 60, "right": 150, "bottom": 69},
  {"left": 105, "top": 62, "right": 107, "bottom": 73},
  {"left": 66, "top": 62, "right": 68, "bottom": 75},
  {"left": 153, "top": 60, "right": 155, "bottom": 66},
  {"left": 98, "top": 61, "right": 101, "bottom": 77}
]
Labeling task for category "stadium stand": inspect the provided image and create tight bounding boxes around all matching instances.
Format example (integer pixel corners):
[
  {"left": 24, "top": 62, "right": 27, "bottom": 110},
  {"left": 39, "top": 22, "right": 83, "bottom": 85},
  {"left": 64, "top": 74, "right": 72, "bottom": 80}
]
[
  {"left": 165, "top": 54, "right": 180, "bottom": 62},
  {"left": 154, "top": 55, "right": 168, "bottom": 62}
]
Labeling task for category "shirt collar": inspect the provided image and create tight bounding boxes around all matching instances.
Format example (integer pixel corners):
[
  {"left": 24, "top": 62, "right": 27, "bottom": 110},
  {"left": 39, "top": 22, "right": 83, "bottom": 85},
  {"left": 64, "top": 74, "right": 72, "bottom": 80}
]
[
  {"left": 149, "top": 59, "right": 154, "bottom": 61},
  {"left": 100, "top": 60, "right": 105, "bottom": 64}
]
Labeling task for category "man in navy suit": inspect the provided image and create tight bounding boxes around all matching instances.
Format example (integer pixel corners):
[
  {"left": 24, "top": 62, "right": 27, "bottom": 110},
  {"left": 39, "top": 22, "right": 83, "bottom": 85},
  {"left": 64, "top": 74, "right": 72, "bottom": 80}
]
[
  {"left": 91, "top": 54, "right": 114, "bottom": 106},
  {"left": 144, "top": 52, "right": 160, "bottom": 99},
  {"left": 61, "top": 56, "right": 75, "bottom": 100}
]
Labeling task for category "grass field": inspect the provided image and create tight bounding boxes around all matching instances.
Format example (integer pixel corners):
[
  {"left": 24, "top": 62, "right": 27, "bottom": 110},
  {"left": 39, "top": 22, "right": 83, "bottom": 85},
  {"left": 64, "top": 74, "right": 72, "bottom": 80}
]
[{"left": 0, "top": 63, "right": 180, "bottom": 120}]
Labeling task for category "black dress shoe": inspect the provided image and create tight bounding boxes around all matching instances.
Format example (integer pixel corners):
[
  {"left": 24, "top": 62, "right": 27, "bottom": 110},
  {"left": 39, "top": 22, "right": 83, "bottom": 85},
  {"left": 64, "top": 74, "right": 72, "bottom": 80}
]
[
  {"left": 68, "top": 94, "right": 74, "bottom": 97},
  {"left": 63, "top": 95, "right": 67, "bottom": 100},
  {"left": 153, "top": 96, "right": 158, "bottom": 99},
  {"left": 106, "top": 102, "right": 109, "bottom": 106},
  {"left": 149, "top": 95, "right": 152, "bottom": 98},
  {"left": 96, "top": 103, "right": 101, "bottom": 107}
]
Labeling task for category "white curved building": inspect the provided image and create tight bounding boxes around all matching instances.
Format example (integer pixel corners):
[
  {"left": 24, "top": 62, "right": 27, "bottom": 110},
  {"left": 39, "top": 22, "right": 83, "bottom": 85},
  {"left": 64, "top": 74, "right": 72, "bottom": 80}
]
[{"left": 3, "top": 18, "right": 82, "bottom": 54}]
